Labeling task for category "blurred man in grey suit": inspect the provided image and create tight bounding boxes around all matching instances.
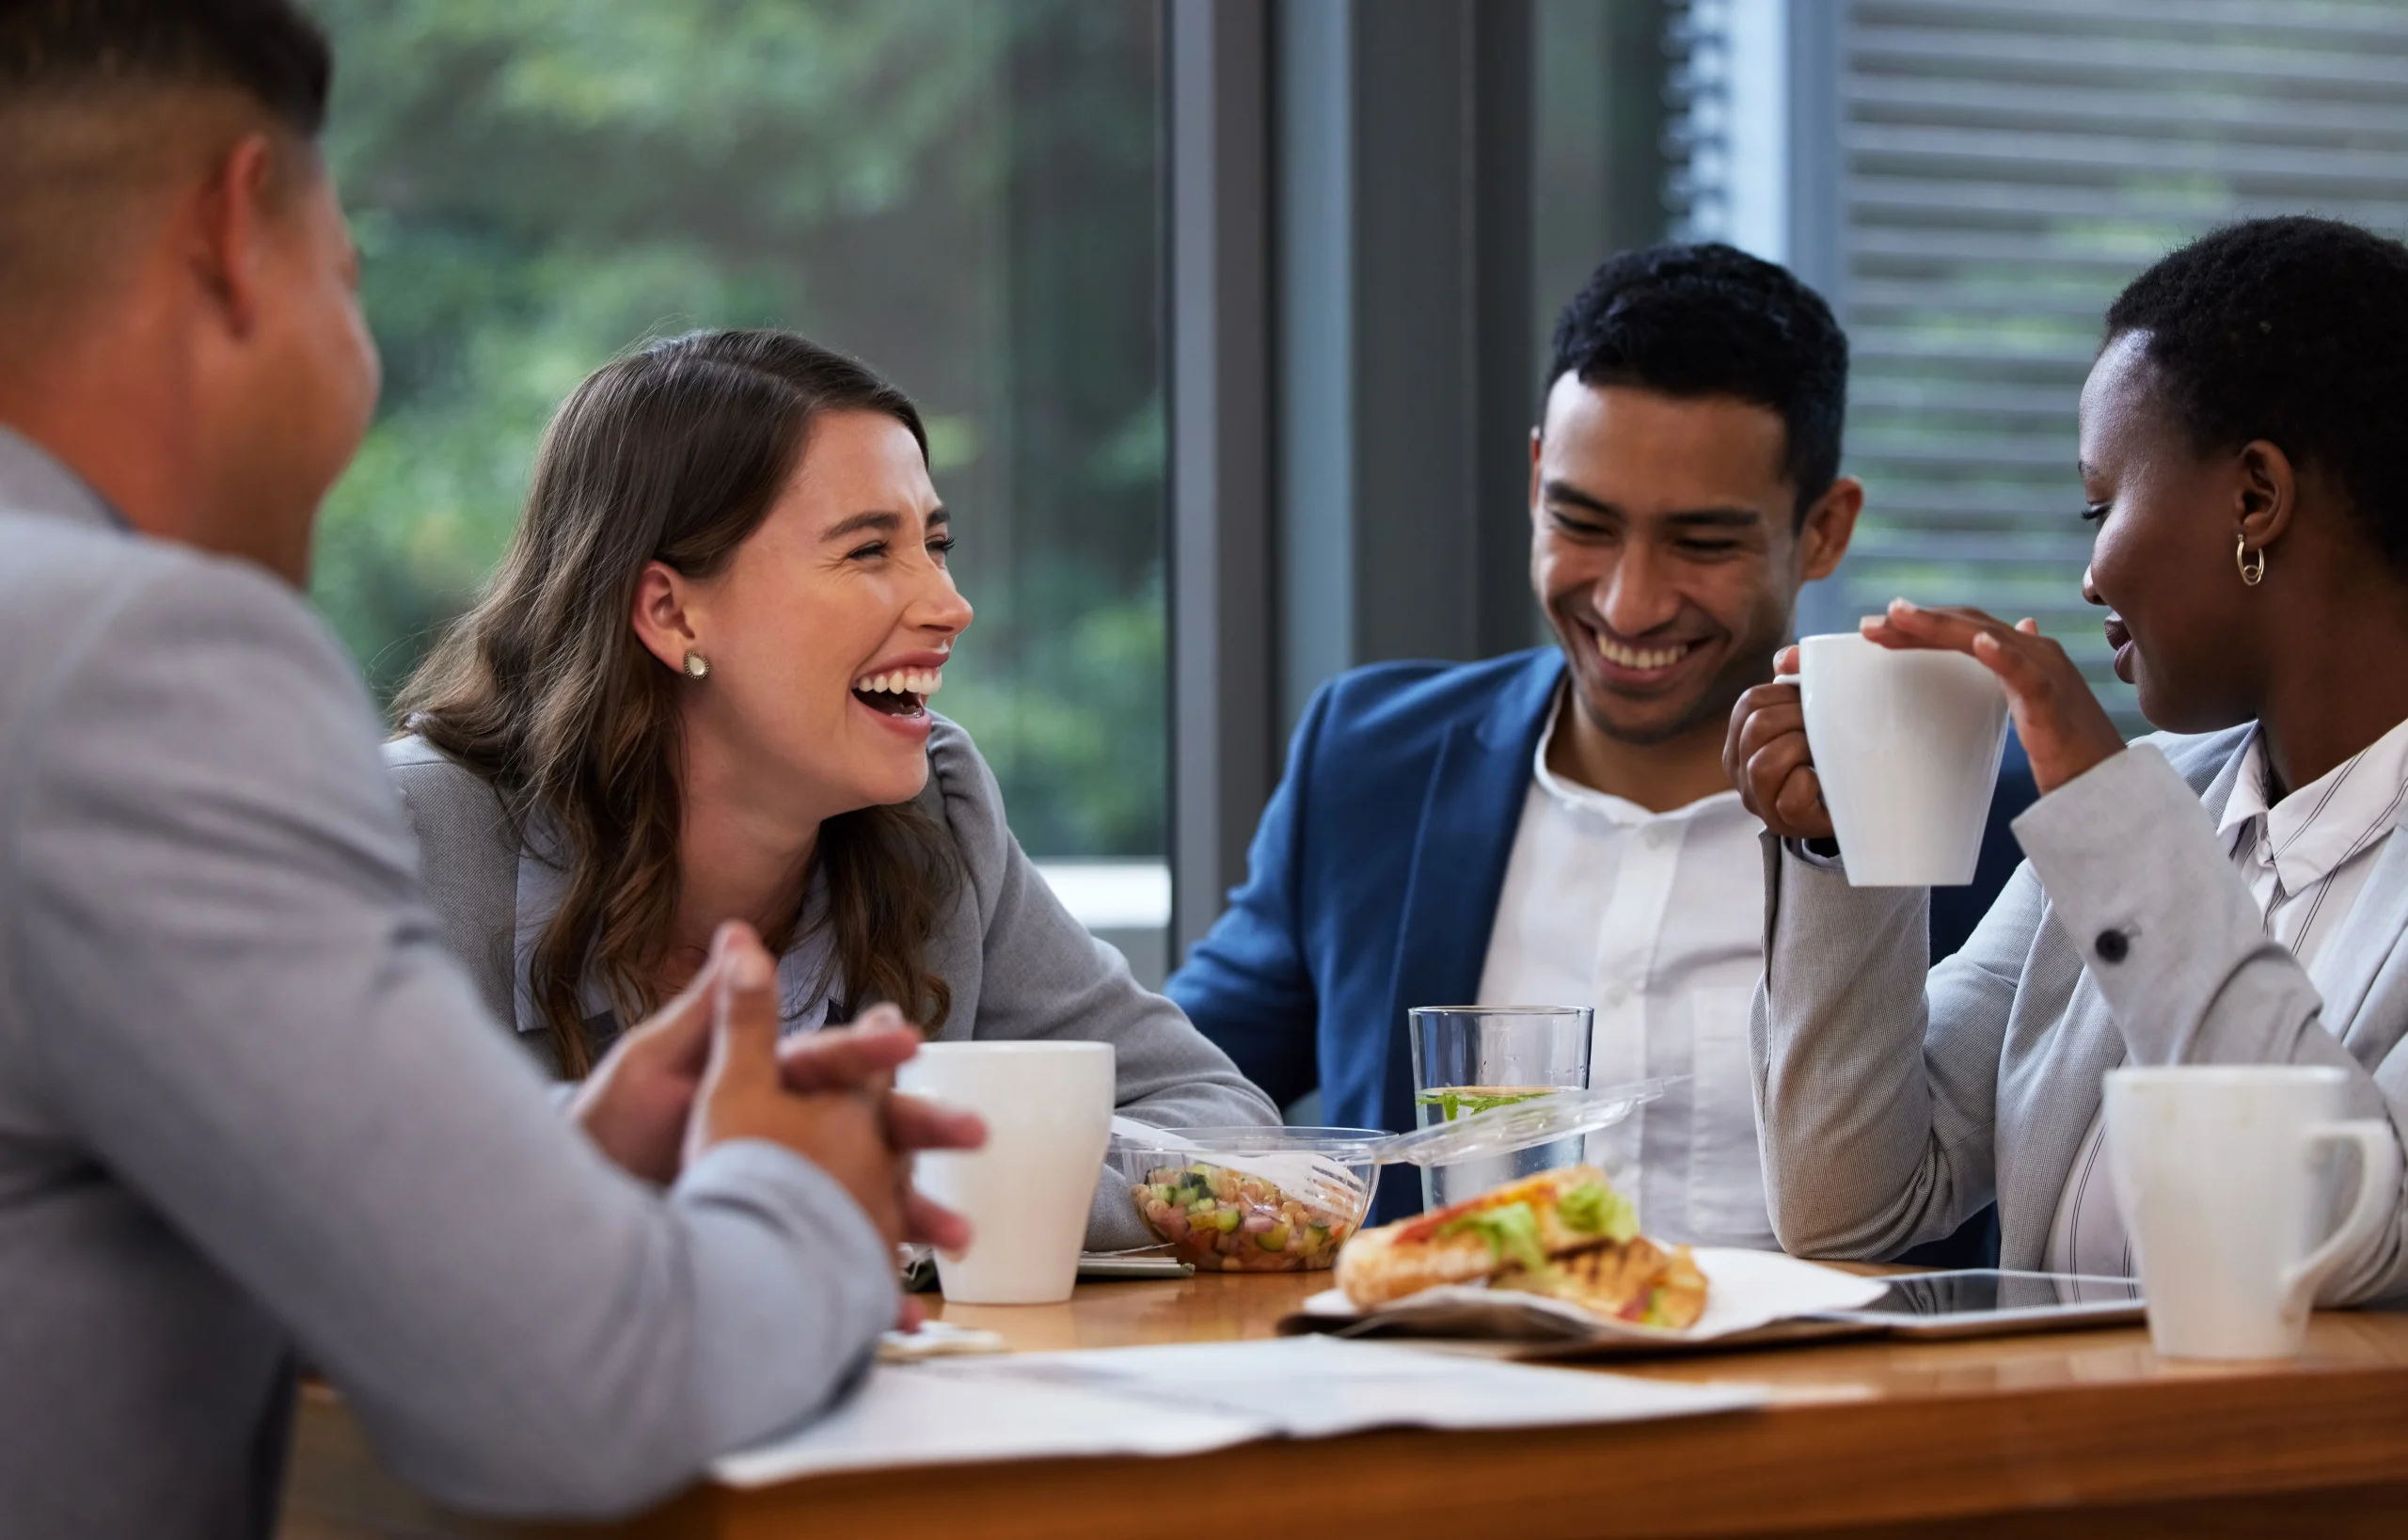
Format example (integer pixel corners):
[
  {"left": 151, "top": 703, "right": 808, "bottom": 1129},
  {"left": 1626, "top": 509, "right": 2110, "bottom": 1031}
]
[{"left": 0, "top": 5, "right": 980, "bottom": 1535}]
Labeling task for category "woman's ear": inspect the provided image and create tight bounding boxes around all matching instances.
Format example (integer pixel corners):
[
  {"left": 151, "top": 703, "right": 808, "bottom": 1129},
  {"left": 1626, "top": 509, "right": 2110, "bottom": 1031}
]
[
  {"left": 629, "top": 560, "right": 700, "bottom": 674},
  {"left": 2235, "top": 439, "right": 2295, "bottom": 553}
]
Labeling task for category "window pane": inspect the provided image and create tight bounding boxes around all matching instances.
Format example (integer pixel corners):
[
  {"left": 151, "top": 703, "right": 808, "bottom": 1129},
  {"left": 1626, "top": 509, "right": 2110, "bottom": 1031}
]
[
  {"left": 312, "top": 0, "right": 1166, "bottom": 859},
  {"left": 1532, "top": 1, "right": 1671, "bottom": 367}
]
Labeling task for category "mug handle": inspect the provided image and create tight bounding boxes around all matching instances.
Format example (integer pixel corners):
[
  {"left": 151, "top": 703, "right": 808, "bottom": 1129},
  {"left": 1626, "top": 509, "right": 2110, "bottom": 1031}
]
[{"left": 2279, "top": 1119, "right": 2402, "bottom": 1322}]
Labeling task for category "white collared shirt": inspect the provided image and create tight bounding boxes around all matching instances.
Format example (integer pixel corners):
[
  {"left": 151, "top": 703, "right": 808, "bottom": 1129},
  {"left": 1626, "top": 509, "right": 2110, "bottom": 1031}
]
[
  {"left": 1472, "top": 692, "right": 1777, "bottom": 1249},
  {"left": 511, "top": 831, "right": 839, "bottom": 1045},
  {"left": 2046, "top": 716, "right": 2408, "bottom": 1277}
]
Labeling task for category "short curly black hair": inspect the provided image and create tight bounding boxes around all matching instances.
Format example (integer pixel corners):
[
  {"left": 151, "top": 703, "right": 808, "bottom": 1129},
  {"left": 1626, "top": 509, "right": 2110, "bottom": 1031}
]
[
  {"left": 1547, "top": 242, "right": 1848, "bottom": 520},
  {"left": 2105, "top": 215, "right": 2408, "bottom": 571}
]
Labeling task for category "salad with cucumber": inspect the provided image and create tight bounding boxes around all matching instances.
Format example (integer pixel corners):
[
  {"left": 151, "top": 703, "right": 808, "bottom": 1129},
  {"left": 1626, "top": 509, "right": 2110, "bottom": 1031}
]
[{"left": 1132, "top": 1162, "right": 1361, "bottom": 1272}]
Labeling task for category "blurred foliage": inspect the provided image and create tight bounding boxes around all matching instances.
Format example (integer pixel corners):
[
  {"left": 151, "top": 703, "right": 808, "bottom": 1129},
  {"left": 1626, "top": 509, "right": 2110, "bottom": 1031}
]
[{"left": 309, "top": 0, "right": 1166, "bottom": 856}]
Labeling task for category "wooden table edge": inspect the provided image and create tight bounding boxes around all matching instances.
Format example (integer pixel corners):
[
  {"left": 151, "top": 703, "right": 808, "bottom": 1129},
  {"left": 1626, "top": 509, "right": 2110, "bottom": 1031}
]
[{"left": 566, "top": 1329, "right": 2408, "bottom": 1540}]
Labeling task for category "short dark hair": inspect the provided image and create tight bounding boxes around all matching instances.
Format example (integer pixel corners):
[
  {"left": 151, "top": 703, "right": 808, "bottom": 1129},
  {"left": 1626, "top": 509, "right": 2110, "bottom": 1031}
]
[
  {"left": 1547, "top": 242, "right": 1848, "bottom": 518},
  {"left": 2105, "top": 215, "right": 2408, "bottom": 572},
  {"left": 0, "top": 0, "right": 330, "bottom": 136}
]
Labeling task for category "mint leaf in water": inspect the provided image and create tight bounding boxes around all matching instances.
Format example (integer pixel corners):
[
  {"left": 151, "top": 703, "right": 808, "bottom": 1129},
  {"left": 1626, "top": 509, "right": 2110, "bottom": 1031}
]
[{"left": 1413, "top": 1087, "right": 1551, "bottom": 1121}]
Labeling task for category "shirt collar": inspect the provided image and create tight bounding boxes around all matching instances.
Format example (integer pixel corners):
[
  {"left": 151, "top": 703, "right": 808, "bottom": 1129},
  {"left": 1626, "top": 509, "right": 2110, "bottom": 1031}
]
[
  {"left": 1529, "top": 683, "right": 1749, "bottom": 828},
  {"left": 510, "top": 810, "right": 838, "bottom": 1039},
  {"left": 2217, "top": 717, "right": 2408, "bottom": 893},
  {"left": 0, "top": 424, "right": 131, "bottom": 532}
]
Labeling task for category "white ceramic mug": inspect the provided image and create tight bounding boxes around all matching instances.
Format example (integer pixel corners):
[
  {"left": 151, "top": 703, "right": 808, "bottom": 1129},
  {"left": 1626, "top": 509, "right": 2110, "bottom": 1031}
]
[
  {"left": 896, "top": 1040, "right": 1114, "bottom": 1305},
  {"left": 1794, "top": 630, "right": 2009, "bottom": 886},
  {"left": 2105, "top": 1065, "right": 2400, "bottom": 1360}
]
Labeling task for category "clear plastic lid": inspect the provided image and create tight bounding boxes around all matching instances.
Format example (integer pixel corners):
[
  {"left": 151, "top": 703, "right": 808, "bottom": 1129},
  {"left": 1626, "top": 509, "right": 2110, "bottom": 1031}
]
[
  {"left": 1105, "top": 1078, "right": 1674, "bottom": 1181},
  {"left": 1370, "top": 1078, "right": 1674, "bottom": 1167},
  {"left": 1107, "top": 1120, "right": 1390, "bottom": 1157}
]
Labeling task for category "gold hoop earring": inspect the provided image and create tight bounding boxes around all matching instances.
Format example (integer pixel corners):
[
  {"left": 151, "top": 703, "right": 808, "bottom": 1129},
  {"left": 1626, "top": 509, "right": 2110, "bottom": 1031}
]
[
  {"left": 2237, "top": 536, "right": 2266, "bottom": 587},
  {"left": 682, "top": 651, "right": 710, "bottom": 678}
]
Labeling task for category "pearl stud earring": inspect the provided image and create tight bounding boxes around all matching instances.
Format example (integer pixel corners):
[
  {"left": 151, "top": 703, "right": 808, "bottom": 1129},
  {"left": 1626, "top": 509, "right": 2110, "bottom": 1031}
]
[{"left": 682, "top": 651, "right": 710, "bottom": 679}]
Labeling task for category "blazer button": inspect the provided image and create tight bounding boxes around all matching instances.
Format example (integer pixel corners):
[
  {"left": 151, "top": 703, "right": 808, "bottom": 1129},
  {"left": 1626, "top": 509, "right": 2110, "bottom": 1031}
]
[{"left": 2096, "top": 929, "right": 2131, "bottom": 963}]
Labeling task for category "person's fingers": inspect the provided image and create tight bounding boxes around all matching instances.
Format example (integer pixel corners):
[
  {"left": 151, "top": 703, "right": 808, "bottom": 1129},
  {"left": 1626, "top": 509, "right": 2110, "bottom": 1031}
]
[
  {"left": 1774, "top": 643, "right": 1801, "bottom": 676},
  {"left": 1743, "top": 727, "right": 1816, "bottom": 797},
  {"left": 1731, "top": 699, "right": 1807, "bottom": 763},
  {"left": 626, "top": 949, "right": 723, "bottom": 1075},
  {"left": 886, "top": 1092, "right": 987, "bottom": 1153},
  {"left": 1969, "top": 627, "right": 2063, "bottom": 701},
  {"left": 1871, "top": 599, "right": 2072, "bottom": 695},
  {"left": 1734, "top": 678, "right": 1802, "bottom": 714},
  {"left": 1770, "top": 764, "right": 1827, "bottom": 829},
  {"left": 895, "top": 1294, "right": 928, "bottom": 1332},
  {"left": 903, "top": 1186, "right": 974, "bottom": 1252},
  {"left": 776, "top": 1022, "right": 922, "bottom": 1093},
  {"left": 1860, "top": 598, "right": 2014, "bottom": 655},
  {"left": 700, "top": 922, "right": 781, "bottom": 1102},
  {"left": 1900, "top": 602, "right": 2005, "bottom": 627},
  {"left": 1723, "top": 683, "right": 1804, "bottom": 794},
  {"left": 1745, "top": 735, "right": 1829, "bottom": 837},
  {"left": 571, "top": 949, "right": 724, "bottom": 1183}
]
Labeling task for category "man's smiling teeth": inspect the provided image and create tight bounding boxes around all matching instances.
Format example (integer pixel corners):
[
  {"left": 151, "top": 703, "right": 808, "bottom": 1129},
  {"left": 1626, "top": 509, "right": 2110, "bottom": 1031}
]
[
  {"left": 1595, "top": 633, "right": 1687, "bottom": 671},
  {"left": 851, "top": 668, "right": 943, "bottom": 697}
]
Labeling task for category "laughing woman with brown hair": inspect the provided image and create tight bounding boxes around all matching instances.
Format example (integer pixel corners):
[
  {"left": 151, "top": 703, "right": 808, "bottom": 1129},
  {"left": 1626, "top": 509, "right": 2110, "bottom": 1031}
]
[{"left": 384, "top": 329, "right": 1275, "bottom": 1246}]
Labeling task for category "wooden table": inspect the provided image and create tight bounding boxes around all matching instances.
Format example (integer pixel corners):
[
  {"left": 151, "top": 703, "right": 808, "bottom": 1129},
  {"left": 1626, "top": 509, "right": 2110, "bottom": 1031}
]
[{"left": 285, "top": 1271, "right": 2408, "bottom": 1540}]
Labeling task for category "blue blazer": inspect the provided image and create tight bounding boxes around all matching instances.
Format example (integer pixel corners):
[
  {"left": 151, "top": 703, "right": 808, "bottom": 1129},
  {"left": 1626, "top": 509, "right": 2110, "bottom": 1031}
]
[{"left": 1165, "top": 646, "right": 2037, "bottom": 1227}]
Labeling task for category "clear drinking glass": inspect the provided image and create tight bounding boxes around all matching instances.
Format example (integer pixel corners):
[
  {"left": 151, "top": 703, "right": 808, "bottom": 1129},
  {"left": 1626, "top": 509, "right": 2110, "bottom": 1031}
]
[{"left": 1407, "top": 1006, "right": 1593, "bottom": 1211}]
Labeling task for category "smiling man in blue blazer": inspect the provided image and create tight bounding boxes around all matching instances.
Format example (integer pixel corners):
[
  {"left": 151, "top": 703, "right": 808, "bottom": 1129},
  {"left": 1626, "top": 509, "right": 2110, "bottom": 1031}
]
[{"left": 1167, "top": 245, "right": 2034, "bottom": 1242}]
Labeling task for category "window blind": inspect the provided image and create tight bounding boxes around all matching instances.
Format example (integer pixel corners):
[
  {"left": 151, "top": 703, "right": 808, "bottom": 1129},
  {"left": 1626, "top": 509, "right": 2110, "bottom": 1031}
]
[{"left": 1680, "top": 0, "right": 2408, "bottom": 732}]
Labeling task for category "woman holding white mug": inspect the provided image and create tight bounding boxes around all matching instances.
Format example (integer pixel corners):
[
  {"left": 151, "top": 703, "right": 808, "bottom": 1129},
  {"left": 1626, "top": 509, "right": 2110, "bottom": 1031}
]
[{"left": 1724, "top": 216, "right": 2408, "bottom": 1307}]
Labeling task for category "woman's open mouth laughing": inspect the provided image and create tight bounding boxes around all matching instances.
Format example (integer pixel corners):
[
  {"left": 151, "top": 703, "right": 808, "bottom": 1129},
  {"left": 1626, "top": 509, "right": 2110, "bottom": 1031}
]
[{"left": 850, "top": 662, "right": 943, "bottom": 733}]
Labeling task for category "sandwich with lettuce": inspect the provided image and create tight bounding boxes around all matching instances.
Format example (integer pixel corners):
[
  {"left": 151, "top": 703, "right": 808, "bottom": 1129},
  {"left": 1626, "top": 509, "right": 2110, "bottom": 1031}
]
[{"left": 1334, "top": 1166, "right": 1707, "bottom": 1329}]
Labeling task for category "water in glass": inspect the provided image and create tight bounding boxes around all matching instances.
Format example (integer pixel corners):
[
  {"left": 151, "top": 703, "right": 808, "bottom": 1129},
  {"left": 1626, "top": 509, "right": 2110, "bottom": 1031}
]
[{"left": 1407, "top": 1007, "right": 1592, "bottom": 1212}]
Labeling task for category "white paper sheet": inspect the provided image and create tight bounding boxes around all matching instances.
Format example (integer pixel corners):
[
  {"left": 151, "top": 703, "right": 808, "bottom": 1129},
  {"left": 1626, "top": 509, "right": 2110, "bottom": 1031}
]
[
  {"left": 936, "top": 1335, "right": 1765, "bottom": 1437},
  {"left": 712, "top": 1366, "right": 1261, "bottom": 1488},
  {"left": 712, "top": 1335, "right": 1765, "bottom": 1488},
  {"left": 1300, "top": 1246, "right": 1890, "bottom": 1342}
]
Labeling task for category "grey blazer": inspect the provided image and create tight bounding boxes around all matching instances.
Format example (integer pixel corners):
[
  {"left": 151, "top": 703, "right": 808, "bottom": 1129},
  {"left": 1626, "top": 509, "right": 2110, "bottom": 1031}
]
[
  {"left": 1755, "top": 729, "right": 2408, "bottom": 1303},
  {"left": 382, "top": 722, "right": 1280, "bottom": 1250},
  {"left": 0, "top": 430, "right": 895, "bottom": 1539}
]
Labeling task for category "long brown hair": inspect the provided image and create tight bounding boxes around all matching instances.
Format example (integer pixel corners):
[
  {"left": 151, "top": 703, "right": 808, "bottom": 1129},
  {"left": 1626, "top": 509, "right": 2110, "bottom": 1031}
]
[{"left": 397, "top": 328, "right": 958, "bottom": 1075}]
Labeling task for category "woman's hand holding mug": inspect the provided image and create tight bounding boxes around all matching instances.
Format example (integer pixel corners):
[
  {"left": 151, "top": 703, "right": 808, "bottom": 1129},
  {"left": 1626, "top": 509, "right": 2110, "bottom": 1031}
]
[
  {"left": 1724, "top": 649, "right": 1833, "bottom": 842},
  {"left": 1725, "top": 600, "right": 2131, "bottom": 845},
  {"left": 1861, "top": 599, "right": 2125, "bottom": 796}
]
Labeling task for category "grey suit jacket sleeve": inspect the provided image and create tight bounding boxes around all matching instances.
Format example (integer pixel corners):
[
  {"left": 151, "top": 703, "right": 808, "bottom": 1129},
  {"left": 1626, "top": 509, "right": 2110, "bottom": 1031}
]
[
  {"left": 2016, "top": 746, "right": 2408, "bottom": 1302},
  {"left": 921, "top": 726, "right": 1281, "bottom": 1248},
  {"left": 1753, "top": 835, "right": 2036, "bottom": 1261},
  {"left": 7, "top": 562, "right": 895, "bottom": 1517}
]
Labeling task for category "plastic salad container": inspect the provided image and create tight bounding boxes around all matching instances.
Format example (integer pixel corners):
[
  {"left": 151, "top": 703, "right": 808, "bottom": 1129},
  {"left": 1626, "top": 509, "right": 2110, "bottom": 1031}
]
[
  {"left": 1109, "top": 1081, "right": 1670, "bottom": 1274},
  {"left": 1112, "top": 1127, "right": 1386, "bottom": 1272}
]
